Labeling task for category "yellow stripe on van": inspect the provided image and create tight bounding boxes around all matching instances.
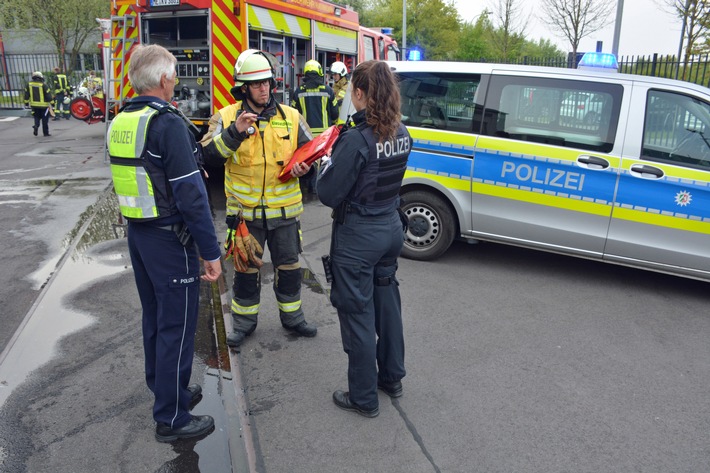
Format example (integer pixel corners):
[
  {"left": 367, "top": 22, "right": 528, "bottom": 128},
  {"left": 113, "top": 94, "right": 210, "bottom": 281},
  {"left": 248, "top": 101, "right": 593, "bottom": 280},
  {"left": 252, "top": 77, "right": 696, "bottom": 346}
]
[
  {"left": 476, "top": 182, "right": 612, "bottom": 216},
  {"left": 612, "top": 207, "right": 710, "bottom": 235}
]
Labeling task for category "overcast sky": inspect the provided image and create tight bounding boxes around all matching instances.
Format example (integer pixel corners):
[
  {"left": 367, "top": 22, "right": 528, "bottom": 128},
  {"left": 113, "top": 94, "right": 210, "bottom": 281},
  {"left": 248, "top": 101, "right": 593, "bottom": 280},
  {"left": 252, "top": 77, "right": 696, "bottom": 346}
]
[{"left": 453, "top": 0, "right": 685, "bottom": 58}]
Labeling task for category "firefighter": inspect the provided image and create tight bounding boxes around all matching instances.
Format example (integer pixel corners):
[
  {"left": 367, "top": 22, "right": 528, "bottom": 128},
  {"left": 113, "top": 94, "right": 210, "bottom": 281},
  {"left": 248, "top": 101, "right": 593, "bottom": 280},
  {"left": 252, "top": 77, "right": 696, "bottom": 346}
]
[
  {"left": 291, "top": 59, "right": 339, "bottom": 193},
  {"left": 107, "top": 44, "right": 222, "bottom": 442},
  {"left": 317, "top": 60, "right": 412, "bottom": 418},
  {"left": 200, "top": 49, "right": 318, "bottom": 349},
  {"left": 23, "top": 71, "right": 54, "bottom": 137},
  {"left": 330, "top": 61, "right": 349, "bottom": 108},
  {"left": 52, "top": 67, "right": 71, "bottom": 120}
]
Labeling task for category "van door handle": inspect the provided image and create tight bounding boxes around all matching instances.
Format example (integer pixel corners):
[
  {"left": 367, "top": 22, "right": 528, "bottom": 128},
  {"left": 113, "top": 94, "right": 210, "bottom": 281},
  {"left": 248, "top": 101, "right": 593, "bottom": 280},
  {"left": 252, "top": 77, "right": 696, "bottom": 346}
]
[
  {"left": 630, "top": 164, "right": 664, "bottom": 179},
  {"left": 577, "top": 155, "right": 609, "bottom": 169}
]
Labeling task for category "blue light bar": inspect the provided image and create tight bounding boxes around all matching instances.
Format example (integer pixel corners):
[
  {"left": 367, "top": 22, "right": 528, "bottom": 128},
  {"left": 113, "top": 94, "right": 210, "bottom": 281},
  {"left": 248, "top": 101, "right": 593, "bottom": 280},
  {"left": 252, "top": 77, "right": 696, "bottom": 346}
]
[
  {"left": 407, "top": 49, "right": 422, "bottom": 61},
  {"left": 577, "top": 52, "right": 618, "bottom": 72}
]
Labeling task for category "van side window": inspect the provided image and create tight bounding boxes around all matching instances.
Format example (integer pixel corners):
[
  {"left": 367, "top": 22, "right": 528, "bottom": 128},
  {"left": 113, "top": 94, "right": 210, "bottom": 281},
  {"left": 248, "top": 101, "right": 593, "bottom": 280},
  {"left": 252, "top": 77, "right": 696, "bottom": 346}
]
[
  {"left": 397, "top": 72, "right": 482, "bottom": 133},
  {"left": 482, "top": 76, "right": 622, "bottom": 153},
  {"left": 642, "top": 90, "right": 710, "bottom": 169}
]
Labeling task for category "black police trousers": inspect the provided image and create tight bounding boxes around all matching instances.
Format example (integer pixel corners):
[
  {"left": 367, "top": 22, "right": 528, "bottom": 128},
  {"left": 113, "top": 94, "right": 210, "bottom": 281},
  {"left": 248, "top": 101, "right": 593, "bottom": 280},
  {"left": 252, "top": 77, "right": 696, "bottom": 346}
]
[
  {"left": 329, "top": 209, "right": 406, "bottom": 410},
  {"left": 127, "top": 222, "right": 201, "bottom": 429}
]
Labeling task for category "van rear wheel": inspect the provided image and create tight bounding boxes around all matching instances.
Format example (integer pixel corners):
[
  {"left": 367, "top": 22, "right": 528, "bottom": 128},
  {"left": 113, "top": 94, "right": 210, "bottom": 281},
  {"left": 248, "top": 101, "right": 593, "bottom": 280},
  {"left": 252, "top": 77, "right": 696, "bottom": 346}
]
[{"left": 401, "top": 191, "right": 455, "bottom": 261}]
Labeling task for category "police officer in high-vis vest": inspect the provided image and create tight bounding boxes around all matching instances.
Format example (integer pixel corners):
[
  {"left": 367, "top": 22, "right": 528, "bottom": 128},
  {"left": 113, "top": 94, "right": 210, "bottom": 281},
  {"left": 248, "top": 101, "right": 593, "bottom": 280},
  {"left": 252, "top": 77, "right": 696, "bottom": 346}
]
[
  {"left": 23, "top": 71, "right": 54, "bottom": 137},
  {"left": 52, "top": 67, "right": 70, "bottom": 120},
  {"left": 200, "top": 49, "right": 317, "bottom": 349},
  {"left": 317, "top": 60, "right": 412, "bottom": 418},
  {"left": 107, "top": 44, "right": 222, "bottom": 443}
]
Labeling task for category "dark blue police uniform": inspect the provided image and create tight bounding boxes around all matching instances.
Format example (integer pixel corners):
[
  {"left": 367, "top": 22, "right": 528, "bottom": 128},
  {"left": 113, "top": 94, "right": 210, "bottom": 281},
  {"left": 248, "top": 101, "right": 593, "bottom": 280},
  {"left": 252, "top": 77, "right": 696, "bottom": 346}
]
[
  {"left": 317, "top": 109, "right": 412, "bottom": 411},
  {"left": 116, "top": 96, "right": 221, "bottom": 430}
]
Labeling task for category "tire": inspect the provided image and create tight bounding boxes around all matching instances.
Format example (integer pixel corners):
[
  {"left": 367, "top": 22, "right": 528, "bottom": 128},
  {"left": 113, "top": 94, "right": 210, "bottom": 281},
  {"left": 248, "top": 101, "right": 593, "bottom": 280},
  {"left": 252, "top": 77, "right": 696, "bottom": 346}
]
[{"left": 400, "top": 190, "right": 456, "bottom": 261}]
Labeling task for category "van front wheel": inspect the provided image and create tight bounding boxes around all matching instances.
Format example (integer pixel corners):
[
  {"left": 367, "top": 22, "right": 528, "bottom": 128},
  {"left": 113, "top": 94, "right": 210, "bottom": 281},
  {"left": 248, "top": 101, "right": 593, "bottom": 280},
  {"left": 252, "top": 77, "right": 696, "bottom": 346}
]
[{"left": 400, "top": 191, "right": 455, "bottom": 261}]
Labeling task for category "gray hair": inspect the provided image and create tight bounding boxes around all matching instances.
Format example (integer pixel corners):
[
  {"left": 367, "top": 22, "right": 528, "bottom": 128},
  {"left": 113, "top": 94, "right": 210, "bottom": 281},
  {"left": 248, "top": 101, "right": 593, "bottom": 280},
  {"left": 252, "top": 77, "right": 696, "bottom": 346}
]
[{"left": 128, "top": 45, "right": 177, "bottom": 95}]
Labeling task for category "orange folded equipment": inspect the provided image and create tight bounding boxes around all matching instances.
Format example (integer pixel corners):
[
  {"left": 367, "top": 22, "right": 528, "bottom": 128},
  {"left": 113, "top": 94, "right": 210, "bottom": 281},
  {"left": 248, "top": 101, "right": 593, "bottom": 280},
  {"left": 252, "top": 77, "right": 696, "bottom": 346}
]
[{"left": 278, "top": 125, "right": 341, "bottom": 182}]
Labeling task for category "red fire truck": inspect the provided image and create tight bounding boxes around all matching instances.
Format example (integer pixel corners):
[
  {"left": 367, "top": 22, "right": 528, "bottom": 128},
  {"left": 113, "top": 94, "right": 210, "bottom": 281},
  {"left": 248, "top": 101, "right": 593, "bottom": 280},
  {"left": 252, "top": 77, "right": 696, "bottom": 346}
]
[{"left": 72, "top": 0, "right": 399, "bottom": 133}]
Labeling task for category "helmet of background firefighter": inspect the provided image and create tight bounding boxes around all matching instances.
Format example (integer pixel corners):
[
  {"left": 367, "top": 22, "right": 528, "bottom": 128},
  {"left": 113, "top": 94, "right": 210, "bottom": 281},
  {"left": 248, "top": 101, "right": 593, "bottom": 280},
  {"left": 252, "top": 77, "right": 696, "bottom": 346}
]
[
  {"left": 304, "top": 59, "right": 323, "bottom": 77},
  {"left": 330, "top": 61, "right": 347, "bottom": 77}
]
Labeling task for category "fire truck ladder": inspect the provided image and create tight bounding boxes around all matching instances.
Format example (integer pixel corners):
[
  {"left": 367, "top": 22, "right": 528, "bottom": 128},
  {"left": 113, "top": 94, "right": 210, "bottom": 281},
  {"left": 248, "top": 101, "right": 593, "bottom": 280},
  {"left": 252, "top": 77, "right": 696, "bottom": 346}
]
[{"left": 107, "top": 14, "right": 136, "bottom": 124}]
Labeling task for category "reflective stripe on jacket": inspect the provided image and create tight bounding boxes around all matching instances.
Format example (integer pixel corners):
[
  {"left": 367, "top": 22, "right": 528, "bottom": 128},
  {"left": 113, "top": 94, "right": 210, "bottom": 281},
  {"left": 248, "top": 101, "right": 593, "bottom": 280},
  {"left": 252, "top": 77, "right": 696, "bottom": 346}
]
[
  {"left": 215, "top": 102, "right": 304, "bottom": 220},
  {"left": 24, "top": 81, "right": 53, "bottom": 108},
  {"left": 54, "top": 74, "right": 69, "bottom": 94},
  {"left": 107, "top": 106, "right": 162, "bottom": 219}
]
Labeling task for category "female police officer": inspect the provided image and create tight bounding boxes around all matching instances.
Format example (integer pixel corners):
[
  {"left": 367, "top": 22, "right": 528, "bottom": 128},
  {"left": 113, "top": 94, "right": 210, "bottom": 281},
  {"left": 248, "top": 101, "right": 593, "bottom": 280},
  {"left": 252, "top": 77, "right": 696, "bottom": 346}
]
[{"left": 317, "top": 60, "right": 412, "bottom": 418}]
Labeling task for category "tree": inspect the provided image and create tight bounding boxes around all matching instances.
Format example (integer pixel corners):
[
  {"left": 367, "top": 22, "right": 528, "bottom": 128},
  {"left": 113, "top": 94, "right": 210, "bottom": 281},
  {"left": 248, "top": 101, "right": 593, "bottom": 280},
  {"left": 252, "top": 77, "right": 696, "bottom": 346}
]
[
  {"left": 0, "top": 0, "right": 108, "bottom": 72},
  {"left": 489, "top": 0, "right": 530, "bottom": 59},
  {"left": 361, "top": 0, "right": 461, "bottom": 60},
  {"left": 662, "top": 0, "right": 710, "bottom": 60},
  {"left": 538, "top": 0, "right": 615, "bottom": 62},
  {"left": 453, "top": 13, "right": 496, "bottom": 61}
]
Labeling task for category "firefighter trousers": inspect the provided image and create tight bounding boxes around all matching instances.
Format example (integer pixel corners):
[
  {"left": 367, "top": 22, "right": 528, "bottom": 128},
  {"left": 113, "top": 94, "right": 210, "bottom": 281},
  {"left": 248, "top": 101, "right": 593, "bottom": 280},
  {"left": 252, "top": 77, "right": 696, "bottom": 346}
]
[
  {"left": 230, "top": 218, "right": 305, "bottom": 333},
  {"left": 329, "top": 210, "right": 406, "bottom": 410}
]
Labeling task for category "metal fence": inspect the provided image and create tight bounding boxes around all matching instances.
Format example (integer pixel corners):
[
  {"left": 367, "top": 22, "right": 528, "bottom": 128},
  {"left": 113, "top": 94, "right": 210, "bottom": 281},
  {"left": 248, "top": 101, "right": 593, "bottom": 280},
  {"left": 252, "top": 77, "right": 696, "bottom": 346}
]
[
  {"left": 0, "top": 53, "right": 102, "bottom": 108},
  {"left": 2, "top": 51, "right": 710, "bottom": 110},
  {"left": 471, "top": 53, "right": 710, "bottom": 88}
]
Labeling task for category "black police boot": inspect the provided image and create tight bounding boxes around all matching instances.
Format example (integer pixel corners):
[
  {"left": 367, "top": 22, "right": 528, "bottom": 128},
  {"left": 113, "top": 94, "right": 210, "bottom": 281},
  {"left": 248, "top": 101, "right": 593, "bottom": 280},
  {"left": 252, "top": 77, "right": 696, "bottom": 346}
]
[
  {"left": 187, "top": 383, "right": 202, "bottom": 409},
  {"left": 332, "top": 390, "right": 379, "bottom": 418},
  {"left": 155, "top": 415, "right": 214, "bottom": 442},
  {"left": 377, "top": 380, "right": 403, "bottom": 398},
  {"left": 283, "top": 321, "right": 317, "bottom": 337},
  {"left": 33, "top": 125, "right": 38, "bottom": 136},
  {"left": 226, "top": 330, "right": 248, "bottom": 348}
]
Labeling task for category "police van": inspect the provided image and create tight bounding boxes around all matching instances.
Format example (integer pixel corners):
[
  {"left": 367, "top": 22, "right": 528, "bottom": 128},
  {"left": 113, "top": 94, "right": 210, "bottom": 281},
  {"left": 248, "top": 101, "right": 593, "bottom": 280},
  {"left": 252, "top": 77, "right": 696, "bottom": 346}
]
[{"left": 341, "top": 54, "right": 710, "bottom": 282}]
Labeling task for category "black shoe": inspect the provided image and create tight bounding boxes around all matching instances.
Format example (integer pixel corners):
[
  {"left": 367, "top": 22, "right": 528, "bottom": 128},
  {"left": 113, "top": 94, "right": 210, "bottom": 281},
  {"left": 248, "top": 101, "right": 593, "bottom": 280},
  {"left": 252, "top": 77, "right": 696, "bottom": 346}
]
[
  {"left": 43, "top": 134, "right": 51, "bottom": 137},
  {"left": 155, "top": 414, "right": 214, "bottom": 442},
  {"left": 378, "top": 380, "right": 403, "bottom": 398},
  {"left": 283, "top": 321, "right": 317, "bottom": 337},
  {"left": 33, "top": 126, "right": 38, "bottom": 136},
  {"left": 65, "top": 116, "right": 70, "bottom": 120},
  {"left": 226, "top": 330, "right": 248, "bottom": 348},
  {"left": 187, "top": 383, "right": 202, "bottom": 409},
  {"left": 332, "top": 390, "right": 379, "bottom": 418}
]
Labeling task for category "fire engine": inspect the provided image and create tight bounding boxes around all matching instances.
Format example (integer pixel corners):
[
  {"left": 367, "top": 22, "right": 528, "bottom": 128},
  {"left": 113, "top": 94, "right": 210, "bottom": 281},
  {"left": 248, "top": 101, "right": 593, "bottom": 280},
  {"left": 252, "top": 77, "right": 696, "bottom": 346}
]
[{"left": 71, "top": 0, "right": 399, "bottom": 133}]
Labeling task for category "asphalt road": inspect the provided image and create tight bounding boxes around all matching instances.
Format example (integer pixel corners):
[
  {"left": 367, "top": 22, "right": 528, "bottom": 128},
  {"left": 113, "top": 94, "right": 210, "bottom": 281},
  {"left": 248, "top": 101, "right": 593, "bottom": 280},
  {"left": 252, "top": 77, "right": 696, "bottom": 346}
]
[{"left": 1, "top": 112, "right": 709, "bottom": 472}]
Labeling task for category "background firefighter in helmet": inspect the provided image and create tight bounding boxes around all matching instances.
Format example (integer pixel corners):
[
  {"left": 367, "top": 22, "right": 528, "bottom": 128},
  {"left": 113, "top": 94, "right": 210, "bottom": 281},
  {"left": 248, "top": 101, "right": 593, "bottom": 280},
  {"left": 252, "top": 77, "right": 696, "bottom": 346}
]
[
  {"left": 317, "top": 61, "right": 412, "bottom": 418},
  {"left": 200, "top": 49, "right": 318, "bottom": 349},
  {"left": 23, "top": 71, "right": 54, "bottom": 137},
  {"left": 330, "top": 61, "right": 349, "bottom": 108},
  {"left": 52, "top": 67, "right": 71, "bottom": 120},
  {"left": 291, "top": 59, "right": 339, "bottom": 193},
  {"left": 107, "top": 44, "right": 222, "bottom": 442}
]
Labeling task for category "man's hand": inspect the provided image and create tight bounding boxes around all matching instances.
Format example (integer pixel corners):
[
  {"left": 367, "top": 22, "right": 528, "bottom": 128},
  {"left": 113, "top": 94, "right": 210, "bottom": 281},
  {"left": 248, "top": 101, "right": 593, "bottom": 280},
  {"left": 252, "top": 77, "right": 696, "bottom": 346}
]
[
  {"left": 201, "top": 259, "right": 222, "bottom": 282},
  {"left": 291, "top": 161, "right": 311, "bottom": 178}
]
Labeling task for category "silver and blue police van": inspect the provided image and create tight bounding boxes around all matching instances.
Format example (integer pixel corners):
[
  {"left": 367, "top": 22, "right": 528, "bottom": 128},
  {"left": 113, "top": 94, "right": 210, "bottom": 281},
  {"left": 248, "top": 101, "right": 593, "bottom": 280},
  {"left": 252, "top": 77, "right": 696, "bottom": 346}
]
[{"left": 342, "top": 54, "right": 710, "bottom": 282}]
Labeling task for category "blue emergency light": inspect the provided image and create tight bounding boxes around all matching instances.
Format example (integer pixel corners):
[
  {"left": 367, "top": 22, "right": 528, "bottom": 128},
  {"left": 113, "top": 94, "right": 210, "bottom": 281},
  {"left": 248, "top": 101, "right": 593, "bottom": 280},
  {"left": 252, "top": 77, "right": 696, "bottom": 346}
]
[
  {"left": 577, "top": 52, "right": 618, "bottom": 72},
  {"left": 407, "top": 48, "right": 422, "bottom": 61}
]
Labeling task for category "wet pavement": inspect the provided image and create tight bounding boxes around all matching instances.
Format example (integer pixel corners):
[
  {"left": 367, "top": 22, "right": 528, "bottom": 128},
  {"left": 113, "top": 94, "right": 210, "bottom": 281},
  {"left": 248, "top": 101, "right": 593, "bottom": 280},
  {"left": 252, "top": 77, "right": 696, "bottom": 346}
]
[
  {"left": 0, "top": 117, "right": 246, "bottom": 472},
  {"left": 4, "top": 113, "right": 710, "bottom": 473}
]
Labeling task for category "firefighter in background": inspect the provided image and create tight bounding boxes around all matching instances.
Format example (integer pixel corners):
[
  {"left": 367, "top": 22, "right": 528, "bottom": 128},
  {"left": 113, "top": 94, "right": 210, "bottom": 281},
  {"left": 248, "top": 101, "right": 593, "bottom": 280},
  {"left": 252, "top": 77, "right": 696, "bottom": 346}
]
[
  {"left": 200, "top": 49, "right": 318, "bottom": 349},
  {"left": 82, "top": 70, "right": 104, "bottom": 99},
  {"left": 330, "top": 61, "right": 349, "bottom": 108},
  {"left": 290, "top": 59, "right": 339, "bottom": 192},
  {"left": 52, "top": 67, "right": 71, "bottom": 120},
  {"left": 23, "top": 71, "right": 54, "bottom": 137}
]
